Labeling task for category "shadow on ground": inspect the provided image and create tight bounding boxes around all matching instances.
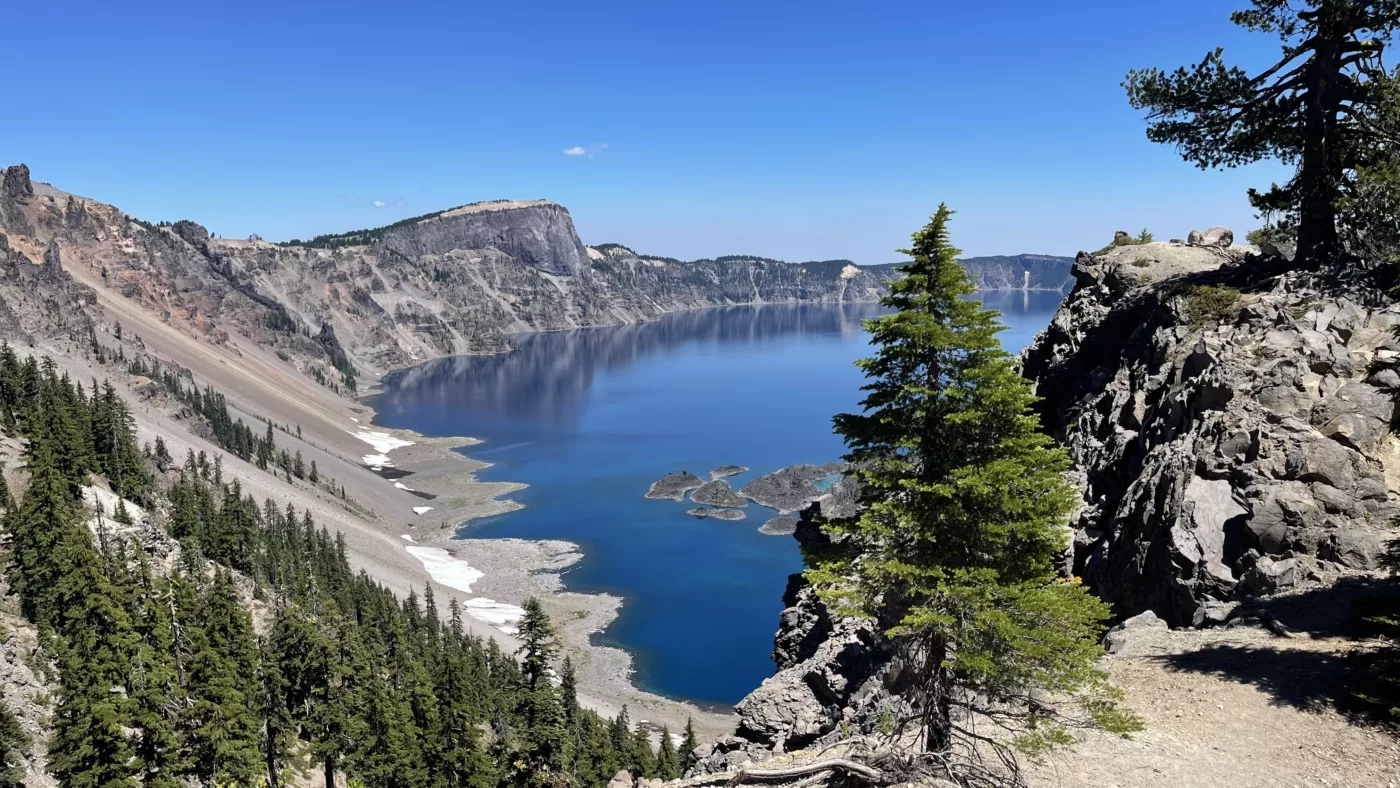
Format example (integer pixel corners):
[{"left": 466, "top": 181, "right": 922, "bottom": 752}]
[{"left": 1156, "top": 577, "right": 1400, "bottom": 729}]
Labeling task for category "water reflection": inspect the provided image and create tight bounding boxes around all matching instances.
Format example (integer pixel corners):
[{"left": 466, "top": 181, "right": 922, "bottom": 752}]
[{"left": 375, "top": 302, "right": 890, "bottom": 428}]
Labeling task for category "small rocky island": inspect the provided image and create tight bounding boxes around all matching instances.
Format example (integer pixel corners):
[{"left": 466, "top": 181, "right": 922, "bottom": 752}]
[
  {"left": 709, "top": 465, "right": 748, "bottom": 479},
  {"left": 739, "top": 462, "right": 849, "bottom": 512},
  {"left": 691, "top": 480, "right": 747, "bottom": 508},
  {"left": 758, "top": 515, "right": 800, "bottom": 536},
  {"left": 686, "top": 507, "right": 746, "bottom": 521},
  {"left": 644, "top": 472, "right": 706, "bottom": 501}
]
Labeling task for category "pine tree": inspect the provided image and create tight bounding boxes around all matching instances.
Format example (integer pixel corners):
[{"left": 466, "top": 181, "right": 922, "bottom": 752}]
[
  {"left": 807, "top": 205, "right": 1140, "bottom": 762},
  {"left": 182, "top": 570, "right": 262, "bottom": 786},
  {"left": 0, "top": 468, "right": 10, "bottom": 510},
  {"left": 656, "top": 726, "right": 679, "bottom": 780},
  {"left": 630, "top": 725, "right": 656, "bottom": 779},
  {"left": 7, "top": 438, "right": 81, "bottom": 627},
  {"left": 513, "top": 599, "right": 568, "bottom": 783},
  {"left": 0, "top": 698, "right": 30, "bottom": 788},
  {"left": 47, "top": 506, "right": 139, "bottom": 788},
  {"left": 129, "top": 561, "right": 185, "bottom": 788},
  {"left": 679, "top": 717, "right": 699, "bottom": 775}
]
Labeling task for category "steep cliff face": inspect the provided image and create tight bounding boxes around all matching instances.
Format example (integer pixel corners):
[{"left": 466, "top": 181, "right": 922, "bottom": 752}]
[
  {"left": 958, "top": 253, "right": 1075, "bottom": 290},
  {"left": 376, "top": 200, "right": 591, "bottom": 276},
  {"left": 0, "top": 166, "right": 906, "bottom": 388},
  {"left": 1022, "top": 241, "right": 1400, "bottom": 626}
]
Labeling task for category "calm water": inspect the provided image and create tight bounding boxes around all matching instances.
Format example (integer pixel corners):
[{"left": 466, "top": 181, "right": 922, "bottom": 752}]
[{"left": 370, "top": 290, "right": 1063, "bottom": 706}]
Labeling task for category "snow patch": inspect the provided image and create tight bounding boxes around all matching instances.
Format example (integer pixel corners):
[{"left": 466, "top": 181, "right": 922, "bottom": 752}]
[
  {"left": 413, "top": 506, "right": 434, "bottom": 515},
  {"left": 401, "top": 534, "right": 415, "bottom": 542},
  {"left": 463, "top": 598, "right": 526, "bottom": 635},
  {"left": 350, "top": 430, "right": 414, "bottom": 466},
  {"left": 394, "top": 481, "right": 413, "bottom": 490},
  {"left": 406, "top": 546, "right": 484, "bottom": 593}
]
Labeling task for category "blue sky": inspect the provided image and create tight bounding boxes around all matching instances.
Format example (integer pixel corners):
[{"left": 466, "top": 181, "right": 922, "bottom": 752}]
[{"left": 4, "top": 1, "right": 1290, "bottom": 262}]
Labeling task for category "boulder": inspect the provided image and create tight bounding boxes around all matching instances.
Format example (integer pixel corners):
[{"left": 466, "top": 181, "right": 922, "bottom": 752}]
[
  {"left": 1103, "top": 611, "right": 1168, "bottom": 654},
  {"left": 1187, "top": 226, "right": 1234, "bottom": 247},
  {"left": 606, "top": 770, "right": 633, "bottom": 788}
]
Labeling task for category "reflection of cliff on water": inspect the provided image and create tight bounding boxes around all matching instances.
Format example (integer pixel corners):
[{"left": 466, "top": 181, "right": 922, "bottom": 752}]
[{"left": 372, "top": 303, "right": 890, "bottom": 428}]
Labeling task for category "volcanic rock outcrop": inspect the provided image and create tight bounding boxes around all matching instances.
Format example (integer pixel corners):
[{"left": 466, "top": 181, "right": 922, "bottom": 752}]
[{"left": 1022, "top": 238, "right": 1400, "bottom": 626}]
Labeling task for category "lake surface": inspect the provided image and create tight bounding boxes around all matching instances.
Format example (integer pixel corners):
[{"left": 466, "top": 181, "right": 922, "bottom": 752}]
[{"left": 369, "top": 290, "right": 1063, "bottom": 706}]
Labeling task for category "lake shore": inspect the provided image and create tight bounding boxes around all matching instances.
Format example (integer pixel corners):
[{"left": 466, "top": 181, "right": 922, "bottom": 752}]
[{"left": 348, "top": 416, "right": 740, "bottom": 740}]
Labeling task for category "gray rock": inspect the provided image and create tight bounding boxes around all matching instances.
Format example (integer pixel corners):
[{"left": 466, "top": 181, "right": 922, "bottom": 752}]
[
  {"left": 1187, "top": 226, "right": 1233, "bottom": 247},
  {"left": 1022, "top": 239, "right": 1399, "bottom": 626},
  {"left": 1104, "top": 611, "right": 1168, "bottom": 654},
  {"left": 691, "top": 479, "right": 747, "bottom": 508},
  {"left": 709, "top": 464, "right": 748, "bottom": 479},
  {"left": 171, "top": 219, "right": 211, "bottom": 251},
  {"left": 644, "top": 472, "right": 705, "bottom": 501},
  {"left": 2, "top": 164, "right": 32, "bottom": 201},
  {"left": 758, "top": 515, "right": 800, "bottom": 536},
  {"left": 378, "top": 200, "right": 590, "bottom": 276},
  {"left": 739, "top": 463, "right": 849, "bottom": 513},
  {"left": 606, "top": 770, "right": 633, "bottom": 788},
  {"left": 686, "top": 507, "right": 745, "bottom": 521}
]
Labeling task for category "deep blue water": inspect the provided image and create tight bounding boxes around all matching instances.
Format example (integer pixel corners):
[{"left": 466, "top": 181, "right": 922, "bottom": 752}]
[{"left": 369, "top": 291, "right": 1063, "bottom": 706}]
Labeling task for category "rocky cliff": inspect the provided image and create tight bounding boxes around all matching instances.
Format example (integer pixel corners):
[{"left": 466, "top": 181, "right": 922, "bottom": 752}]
[
  {"left": 1023, "top": 240, "right": 1399, "bottom": 626},
  {"left": 0, "top": 165, "right": 905, "bottom": 388},
  {"left": 957, "top": 254, "right": 1075, "bottom": 291}
]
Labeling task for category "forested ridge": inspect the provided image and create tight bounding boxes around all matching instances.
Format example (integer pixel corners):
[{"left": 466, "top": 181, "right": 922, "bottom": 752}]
[{"left": 0, "top": 346, "right": 693, "bottom": 787}]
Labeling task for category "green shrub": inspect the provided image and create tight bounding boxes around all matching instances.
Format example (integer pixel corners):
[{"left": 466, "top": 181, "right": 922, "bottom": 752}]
[{"left": 1179, "top": 284, "right": 1242, "bottom": 326}]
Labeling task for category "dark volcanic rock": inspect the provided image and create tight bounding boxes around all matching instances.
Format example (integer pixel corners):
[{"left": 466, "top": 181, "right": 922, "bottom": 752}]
[
  {"left": 691, "top": 479, "right": 747, "bottom": 508},
  {"left": 686, "top": 507, "right": 745, "bottom": 521},
  {"left": 709, "top": 464, "right": 748, "bottom": 479},
  {"left": 758, "top": 515, "right": 800, "bottom": 536},
  {"left": 739, "top": 462, "right": 849, "bottom": 513},
  {"left": 644, "top": 472, "right": 705, "bottom": 501},
  {"left": 2, "top": 164, "right": 33, "bottom": 201},
  {"left": 1022, "top": 240, "right": 1399, "bottom": 627},
  {"left": 171, "top": 220, "right": 211, "bottom": 251}
]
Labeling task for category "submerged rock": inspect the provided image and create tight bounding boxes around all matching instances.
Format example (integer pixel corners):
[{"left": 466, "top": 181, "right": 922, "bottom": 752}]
[
  {"left": 739, "top": 462, "right": 849, "bottom": 513},
  {"left": 686, "top": 507, "right": 745, "bottom": 521},
  {"left": 709, "top": 464, "right": 748, "bottom": 479},
  {"left": 691, "top": 479, "right": 747, "bottom": 508},
  {"left": 644, "top": 472, "right": 705, "bottom": 501},
  {"left": 758, "top": 515, "right": 800, "bottom": 536}
]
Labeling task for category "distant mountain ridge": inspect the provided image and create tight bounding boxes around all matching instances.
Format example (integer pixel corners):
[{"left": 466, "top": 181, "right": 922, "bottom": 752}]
[{"left": 595, "top": 247, "right": 1074, "bottom": 292}]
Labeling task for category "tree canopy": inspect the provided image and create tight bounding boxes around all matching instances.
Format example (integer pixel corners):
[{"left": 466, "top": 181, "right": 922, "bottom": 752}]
[
  {"left": 1124, "top": 0, "right": 1400, "bottom": 267},
  {"left": 807, "top": 205, "right": 1139, "bottom": 782}
]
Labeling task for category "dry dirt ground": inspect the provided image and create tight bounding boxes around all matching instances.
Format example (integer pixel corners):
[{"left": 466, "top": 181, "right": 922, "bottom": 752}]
[{"left": 1029, "top": 582, "right": 1400, "bottom": 788}]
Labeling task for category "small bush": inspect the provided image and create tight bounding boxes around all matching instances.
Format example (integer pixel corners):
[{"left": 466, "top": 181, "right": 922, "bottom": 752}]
[
  {"left": 1179, "top": 284, "right": 1242, "bottom": 326},
  {"left": 1131, "top": 256, "right": 1152, "bottom": 267}
]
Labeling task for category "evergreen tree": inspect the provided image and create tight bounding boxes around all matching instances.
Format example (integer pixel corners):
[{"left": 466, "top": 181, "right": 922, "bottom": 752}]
[
  {"left": 129, "top": 561, "right": 185, "bottom": 788},
  {"left": 678, "top": 718, "right": 699, "bottom": 775},
  {"left": 1124, "top": 1, "right": 1400, "bottom": 267},
  {"left": 0, "top": 467, "right": 10, "bottom": 510},
  {"left": 630, "top": 726, "right": 656, "bottom": 780},
  {"left": 656, "top": 726, "right": 679, "bottom": 780},
  {"left": 513, "top": 599, "right": 568, "bottom": 784},
  {"left": 0, "top": 698, "right": 30, "bottom": 788},
  {"left": 182, "top": 570, "right": 262, "bottom": 786},
  {"left": 47, "top": 506, "right": 139, "bottom": 788},
  {"left": 807, "top": 206, "right": 1140, "bottom": 762},
  {"left": 7, "top": 439, "right": 81, "bottom": 627}
]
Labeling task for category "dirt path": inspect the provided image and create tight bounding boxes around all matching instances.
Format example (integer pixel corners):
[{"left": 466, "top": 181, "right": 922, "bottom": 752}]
[{"left": 1029, "top": 586, "right": 1400, "bottom": 788}]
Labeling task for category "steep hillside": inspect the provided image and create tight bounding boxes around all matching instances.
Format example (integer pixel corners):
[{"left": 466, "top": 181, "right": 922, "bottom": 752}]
[{"left": 957, "top": 253, "right": 1075, "bottom": 290}]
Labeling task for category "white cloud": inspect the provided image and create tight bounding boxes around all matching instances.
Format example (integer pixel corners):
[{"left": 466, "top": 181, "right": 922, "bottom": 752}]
[
  {"left": 372, "top": 200, "right": 386, "bottom": 207},
  {"left": 563, "top": 143, "right": 609, "bottom": 158}
]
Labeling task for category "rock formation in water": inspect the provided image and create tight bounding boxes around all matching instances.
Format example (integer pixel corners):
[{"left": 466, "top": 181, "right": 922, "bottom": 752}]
[
  {"left": 645, "top": 472, "right": 706, "bottom": 501},
  {"left": 686, "top": 507, "right": 746, "bottom": 521},
  {"left": 738, "top": 463, "right": 849, "bottom": 513},
  {"left": 690, "top": 479, "right": 747, "bottom": 508},
  {"left": 757, "top": 515, "right": 799, "bottom": 536},
  {"left": 709, "top": 464, "right": 748, "bottom": 479}
]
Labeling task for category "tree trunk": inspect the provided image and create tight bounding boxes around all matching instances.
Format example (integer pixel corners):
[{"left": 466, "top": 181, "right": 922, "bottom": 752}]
[
  {"left": 1295, "top": 4, "right": 1347, "bottom": 269},
  {"left": 922, "top": 637, "right": 953, "bottom": 753}
]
